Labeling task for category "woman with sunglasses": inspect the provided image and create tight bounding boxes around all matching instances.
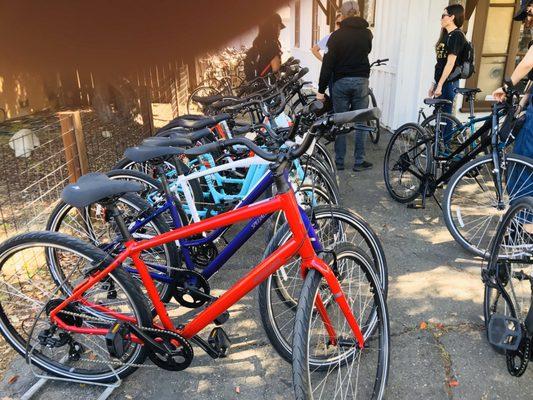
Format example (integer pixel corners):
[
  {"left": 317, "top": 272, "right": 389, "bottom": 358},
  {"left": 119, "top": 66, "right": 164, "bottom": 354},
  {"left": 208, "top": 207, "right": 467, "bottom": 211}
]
[{"left": 428, "top": 4, "right": 466, "bottom": 146}]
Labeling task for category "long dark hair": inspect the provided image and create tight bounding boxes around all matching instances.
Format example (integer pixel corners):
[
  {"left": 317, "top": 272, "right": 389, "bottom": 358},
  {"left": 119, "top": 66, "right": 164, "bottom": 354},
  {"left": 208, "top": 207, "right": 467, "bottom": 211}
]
[
  {"left": 436, "top": 4, "right": 465, "bottom": 45},
  {"left": 253, "top": 18, "right": 280, "bottom": 49}
]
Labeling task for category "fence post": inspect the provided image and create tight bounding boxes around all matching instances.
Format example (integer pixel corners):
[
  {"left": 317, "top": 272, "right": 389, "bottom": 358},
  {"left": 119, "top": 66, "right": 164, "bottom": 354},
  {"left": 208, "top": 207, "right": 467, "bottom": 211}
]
[
  {"left": 71, "top": 111, "right": 88, "bottom": 175},
  {"left": 58, "top": 111, "right": 82, "bottom": 183}
]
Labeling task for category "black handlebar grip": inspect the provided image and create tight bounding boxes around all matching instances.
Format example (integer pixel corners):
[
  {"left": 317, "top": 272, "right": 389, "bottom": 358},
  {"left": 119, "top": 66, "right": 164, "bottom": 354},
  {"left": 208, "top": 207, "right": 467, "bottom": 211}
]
[
  {"left": 184, "top": 141, "right": 222, "bottom": 157},
  {"left": 222, "top": 138, "right": 278, "bottom": 162}
]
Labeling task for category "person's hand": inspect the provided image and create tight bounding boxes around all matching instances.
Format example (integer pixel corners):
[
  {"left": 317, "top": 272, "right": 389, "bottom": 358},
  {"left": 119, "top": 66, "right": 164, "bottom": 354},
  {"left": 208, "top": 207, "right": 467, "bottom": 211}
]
[
  {"left": 428, "top": 84, "right": 435, "bottom": 98},
  {"left": 316, "top": 92, "right": 325, "bottom": 102},
  {"left": 434, "top": 84, "right": 442, "bottom": 98},
  {"left": 492, "top": 87, "right": 506, "bottom": 103}
]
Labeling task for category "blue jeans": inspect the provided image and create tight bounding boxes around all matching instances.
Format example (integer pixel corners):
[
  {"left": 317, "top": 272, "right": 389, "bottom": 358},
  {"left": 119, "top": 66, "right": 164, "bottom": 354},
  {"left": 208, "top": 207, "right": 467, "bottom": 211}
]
[
  {"left": 508, "top": 98, "right": 533, "bottom": 203},
  {"left": 332, "top": 77, "right": 369, "bottom": 166},
  {"left": 438, "top": 80, "right": 459, "bottom": 145}
]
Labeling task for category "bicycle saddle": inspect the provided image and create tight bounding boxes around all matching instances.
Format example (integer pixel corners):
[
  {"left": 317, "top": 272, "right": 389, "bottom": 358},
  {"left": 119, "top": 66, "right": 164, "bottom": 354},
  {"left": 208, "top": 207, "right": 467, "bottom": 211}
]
[
  {"left": 191, "top": 93, "right": 224, "bottom": 105},
  {"left": 454, "top": 87, "right": 481, "bottom": 96},
  {"left": 61, "top": 173, "right": 143, "bottom": 208},
  {"left": 143, "top": 135, "right": 193, "bottom": 148},
  {"left": 156, "top": 127, "right": 214, "bottom": 142},
  {"left": 424, "top": 98, "right": 452, "bottom": 106},
  {"left": 124, "top": 145, "right": 185, "bottom": 163}
]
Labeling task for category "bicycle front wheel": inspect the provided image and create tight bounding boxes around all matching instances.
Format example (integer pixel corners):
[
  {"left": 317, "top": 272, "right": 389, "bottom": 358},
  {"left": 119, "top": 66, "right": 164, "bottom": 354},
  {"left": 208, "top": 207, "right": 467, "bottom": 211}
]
[
  {"left": 483, "top": 197, "right": 533, "bottom": 362},
  {"left": 443, "top": 154, "right": 533, "bottom": 258},
  {"left": 259, "top": 206, "right": 388, "bottom": 364},
  {"left": 292, "top": 244, "right": 389, "bottom": 399}
]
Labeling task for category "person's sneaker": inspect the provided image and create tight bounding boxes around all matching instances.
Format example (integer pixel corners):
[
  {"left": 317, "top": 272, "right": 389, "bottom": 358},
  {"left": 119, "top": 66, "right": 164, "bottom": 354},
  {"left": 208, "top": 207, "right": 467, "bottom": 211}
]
[
  {"left": 336, "top": 163, "right": 345, "bottom": 171},
  {"left": 353, "top": 161, "right": 373, "bottom": 171}
]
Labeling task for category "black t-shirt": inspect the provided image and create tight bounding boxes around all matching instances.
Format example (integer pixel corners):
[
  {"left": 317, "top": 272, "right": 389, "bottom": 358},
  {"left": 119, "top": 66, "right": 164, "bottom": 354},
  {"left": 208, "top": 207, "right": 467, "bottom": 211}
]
[
  {"left": 434, "top": 28, "right": 466, "bottom": 83},
  {"left": 255, "top": 40, "right": 281, "bottom": 76}
]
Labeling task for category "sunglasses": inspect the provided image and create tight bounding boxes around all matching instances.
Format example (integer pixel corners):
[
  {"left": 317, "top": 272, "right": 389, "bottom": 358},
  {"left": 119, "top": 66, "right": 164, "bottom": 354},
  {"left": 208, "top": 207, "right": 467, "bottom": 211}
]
[{"left": 441, "top": 13, "right": 450, "bottom": 19}]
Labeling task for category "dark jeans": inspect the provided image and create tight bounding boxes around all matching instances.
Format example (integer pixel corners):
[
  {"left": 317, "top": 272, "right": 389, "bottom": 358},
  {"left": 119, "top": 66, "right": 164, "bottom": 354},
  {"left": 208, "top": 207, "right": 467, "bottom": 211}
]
[
  {"left": 332, "top": 77, "right": 369, "bottom": 166},
  {"left": 438, "top": 79, "right": 459, "bottom": 145},
  {"left": 508, "top": 98, "right": 533, "bottom": 205}
]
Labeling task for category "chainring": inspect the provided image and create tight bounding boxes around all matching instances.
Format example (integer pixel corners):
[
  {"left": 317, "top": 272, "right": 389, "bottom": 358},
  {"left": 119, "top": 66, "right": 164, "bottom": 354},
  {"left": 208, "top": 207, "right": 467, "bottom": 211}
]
[
  {"left": 147, "top": 329, "right": 193, "bottom": 371},
  {"left": 173, "top": 270, "right": 211, "bottom": 308},
  {"left": 190, "top": 242, "right": 218, "bottom": 268}
]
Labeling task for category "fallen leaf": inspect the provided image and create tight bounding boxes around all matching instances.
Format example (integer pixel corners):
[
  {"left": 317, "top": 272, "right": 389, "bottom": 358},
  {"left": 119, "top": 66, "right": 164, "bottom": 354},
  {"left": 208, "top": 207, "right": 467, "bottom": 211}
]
[
  {"left": 448, "top": 379, "right": 459, "bottom": 387},
  {"left": 419, "top": 321, "right": 427, "bottom": 330},
  {"left": 235, "top": 386, "right": 240, "bottom": 394},
  {"left": 7, "top": 375, "right": 18, "bottom": 384}
]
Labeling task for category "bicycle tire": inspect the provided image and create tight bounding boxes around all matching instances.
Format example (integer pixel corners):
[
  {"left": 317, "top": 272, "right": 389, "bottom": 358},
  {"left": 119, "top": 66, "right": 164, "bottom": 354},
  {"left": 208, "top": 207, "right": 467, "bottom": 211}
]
[
  {"left": 368, "top": 90, "right": 381, "bottom": 144},
  {"left": 292, "top": 244, "right": 389, "bottom": 399},
  {"left": 45, "top": 192, "right": 180, "bottom": 302},
  {"left": 483, "top": 197, "right": 533, "bottom": 355},
  {"left": 383, "top": 123, "right": 432, "bottom": 203},
  {"left": 0, "top": 231, "right": 152, "bottom": 382},
  {"left": 258, "top": 205, "right": 388, "bottom": 364},
  {"left": 443, "top": 154, "right": 533, "bottom": 258}
]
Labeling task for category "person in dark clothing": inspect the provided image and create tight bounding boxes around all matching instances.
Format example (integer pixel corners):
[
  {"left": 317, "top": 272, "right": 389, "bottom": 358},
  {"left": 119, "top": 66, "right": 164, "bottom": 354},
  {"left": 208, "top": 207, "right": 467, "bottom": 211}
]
[
  {"left": 317, "top": 1, "right": 373, "bottom": 172},
  {"left": 429, "top": 4, "right": 466, "bottom": 146},
  {"left": 245, "top": 14, "right": 285, "bottom": 80}
]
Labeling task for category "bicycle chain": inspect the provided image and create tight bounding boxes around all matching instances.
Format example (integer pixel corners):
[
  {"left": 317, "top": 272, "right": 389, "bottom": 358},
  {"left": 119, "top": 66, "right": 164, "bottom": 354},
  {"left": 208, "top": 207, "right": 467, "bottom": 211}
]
[{"left": 47, "top": 309, "right": 192, "bottom": 370}]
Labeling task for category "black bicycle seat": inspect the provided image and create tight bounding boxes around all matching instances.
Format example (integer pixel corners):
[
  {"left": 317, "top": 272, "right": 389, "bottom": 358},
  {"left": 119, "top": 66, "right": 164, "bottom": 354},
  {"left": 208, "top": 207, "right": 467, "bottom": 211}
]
[
  {"left": 143, "top": 136, "right": 193, "bottom": 148},
  {"left": 156, "top": 127, "right": 214, "bottom": 142},
  {"left": 124, "top": 145, "right": 185, "bottom": 163},
  {"left": 424, "top": 98, "right": 452, "bottom": 106},
  {"left": 454, "top": 87, "right": 481, "bottom": 96},
  {"left": 61, "top": 173, "right": 143, "bottom": 208},
  {"left": 191, "top": 93, "right": 224, "bottom": 105}
]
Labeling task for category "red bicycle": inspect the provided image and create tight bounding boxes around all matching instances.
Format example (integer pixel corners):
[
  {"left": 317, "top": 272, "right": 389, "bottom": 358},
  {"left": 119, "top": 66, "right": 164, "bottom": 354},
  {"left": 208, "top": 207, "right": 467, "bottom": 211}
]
[{"left": 0, "top": 109, "right": 389, "bottom": 399}]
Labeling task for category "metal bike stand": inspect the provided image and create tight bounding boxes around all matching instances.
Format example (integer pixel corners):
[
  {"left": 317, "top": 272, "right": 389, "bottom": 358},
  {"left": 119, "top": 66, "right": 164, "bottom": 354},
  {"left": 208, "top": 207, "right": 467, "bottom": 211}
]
[{"left": 21, "top": 355, "right": 121, "bottom": 400}]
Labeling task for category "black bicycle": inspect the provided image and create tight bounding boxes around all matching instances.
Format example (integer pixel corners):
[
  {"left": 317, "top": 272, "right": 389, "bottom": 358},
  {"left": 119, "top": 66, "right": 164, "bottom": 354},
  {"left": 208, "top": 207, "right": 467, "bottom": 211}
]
[
  {"left": 384, "top": 86, "right": 532, "bottom": 257},
  {"left": 483, "top": 196, "right": 533, "bottom": 377}
]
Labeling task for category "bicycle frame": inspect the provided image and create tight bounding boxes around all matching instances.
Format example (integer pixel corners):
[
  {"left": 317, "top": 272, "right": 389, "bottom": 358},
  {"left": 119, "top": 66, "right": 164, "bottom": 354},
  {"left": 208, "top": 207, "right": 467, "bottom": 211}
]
[
  {"left": 122, "top": 158, "right": 318, "bottom": 282},
  {"left": 49, "top": 185, "right": 365, "bottom": 348}
]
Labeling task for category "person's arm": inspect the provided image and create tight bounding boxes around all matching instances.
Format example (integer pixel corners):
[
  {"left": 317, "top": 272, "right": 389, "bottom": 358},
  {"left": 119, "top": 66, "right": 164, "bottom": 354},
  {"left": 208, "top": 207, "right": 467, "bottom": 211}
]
[
  {"left": 311, "top": 44, "right": 323, "bottom": 61},
  {"left": 434, "top": 54, "right": 457, "bottom": 97},
  {"left": 318, "top": 37, "right": 335, "bottom": 98},
  {"left": 493, "top": 45, "right": 533, "bottom": 101},
  {"left": 270, "top": 55, "right": 281, "bottom": 73}
]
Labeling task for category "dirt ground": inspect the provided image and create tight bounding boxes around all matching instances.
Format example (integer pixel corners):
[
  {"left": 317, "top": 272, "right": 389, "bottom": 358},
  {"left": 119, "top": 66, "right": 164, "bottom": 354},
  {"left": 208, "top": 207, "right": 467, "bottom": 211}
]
[{"left": 1, "top": 132, "right": 533, "bottom": 399}]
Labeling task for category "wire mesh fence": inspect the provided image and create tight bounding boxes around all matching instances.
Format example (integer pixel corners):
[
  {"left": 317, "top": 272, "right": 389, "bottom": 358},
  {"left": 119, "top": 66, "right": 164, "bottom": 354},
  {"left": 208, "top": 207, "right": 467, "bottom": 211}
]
[{"left": 0, "top": 61, "right": 191, "bottom": 240}]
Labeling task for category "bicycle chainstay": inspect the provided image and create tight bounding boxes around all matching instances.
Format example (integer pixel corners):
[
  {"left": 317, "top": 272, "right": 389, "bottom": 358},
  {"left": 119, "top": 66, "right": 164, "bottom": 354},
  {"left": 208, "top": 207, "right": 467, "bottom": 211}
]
[{"left": 43, "top": 307, "right": 194, "bottom": 371}]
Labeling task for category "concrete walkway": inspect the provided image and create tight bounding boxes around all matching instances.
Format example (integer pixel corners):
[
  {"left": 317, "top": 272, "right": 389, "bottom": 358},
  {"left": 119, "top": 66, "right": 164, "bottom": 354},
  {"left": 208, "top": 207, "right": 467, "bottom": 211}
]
[{"left": 1, "top": 132, "right": 532, "bottom": 399}]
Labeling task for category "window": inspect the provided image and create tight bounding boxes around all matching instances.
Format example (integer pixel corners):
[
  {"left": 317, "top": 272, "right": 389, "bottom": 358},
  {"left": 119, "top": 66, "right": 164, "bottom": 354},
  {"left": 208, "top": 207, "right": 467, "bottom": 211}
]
[
  {"left": 466, "top": 0, "right": 523, "bottom": 108},
  {"left": 294, "top": 0, "right": 301, "bottom": 48}
]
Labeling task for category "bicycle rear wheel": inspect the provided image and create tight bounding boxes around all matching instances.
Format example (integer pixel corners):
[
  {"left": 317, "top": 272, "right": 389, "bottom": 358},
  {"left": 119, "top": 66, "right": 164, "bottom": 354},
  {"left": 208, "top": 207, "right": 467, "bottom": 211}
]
[
  {"left": 292, "top": 244, "right": 389, "bottom": 399},
  {"left": 368, "top": 90, "right": 380, "bottom": 144},
  {"left": 383, "top": 123, "right": 432, "bottom": 203},
  {"left": 443, "top": 154, "right": 533, "bottom": 258},
  {"left": 0, "top": 231, "right": 152, "bottom": 382},
  {"left": 45, "top": 192, "right": 180, "bottom": 302}
]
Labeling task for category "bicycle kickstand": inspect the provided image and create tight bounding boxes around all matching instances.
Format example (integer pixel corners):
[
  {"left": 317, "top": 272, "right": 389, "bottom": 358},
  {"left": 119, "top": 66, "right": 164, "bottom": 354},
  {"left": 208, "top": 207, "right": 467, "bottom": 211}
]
[{"left": 407, "top": 179, "right": 429, "bottom": 210}]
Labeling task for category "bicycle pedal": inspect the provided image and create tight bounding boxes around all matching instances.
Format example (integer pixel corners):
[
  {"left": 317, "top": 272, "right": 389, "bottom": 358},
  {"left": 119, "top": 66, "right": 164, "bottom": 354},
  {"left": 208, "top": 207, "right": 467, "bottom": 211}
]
[
  {"left": 105, "top": 322, "right": 130, "bottom": 359},
  {"left": 214, "top": 310, "right": 230, "bottom": 326},
  {"left": 488, "top": 313, "right": 523, "bottom": 351},
  {"left": 208, "top": 327, "right": 231, "bottom": 358}
]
